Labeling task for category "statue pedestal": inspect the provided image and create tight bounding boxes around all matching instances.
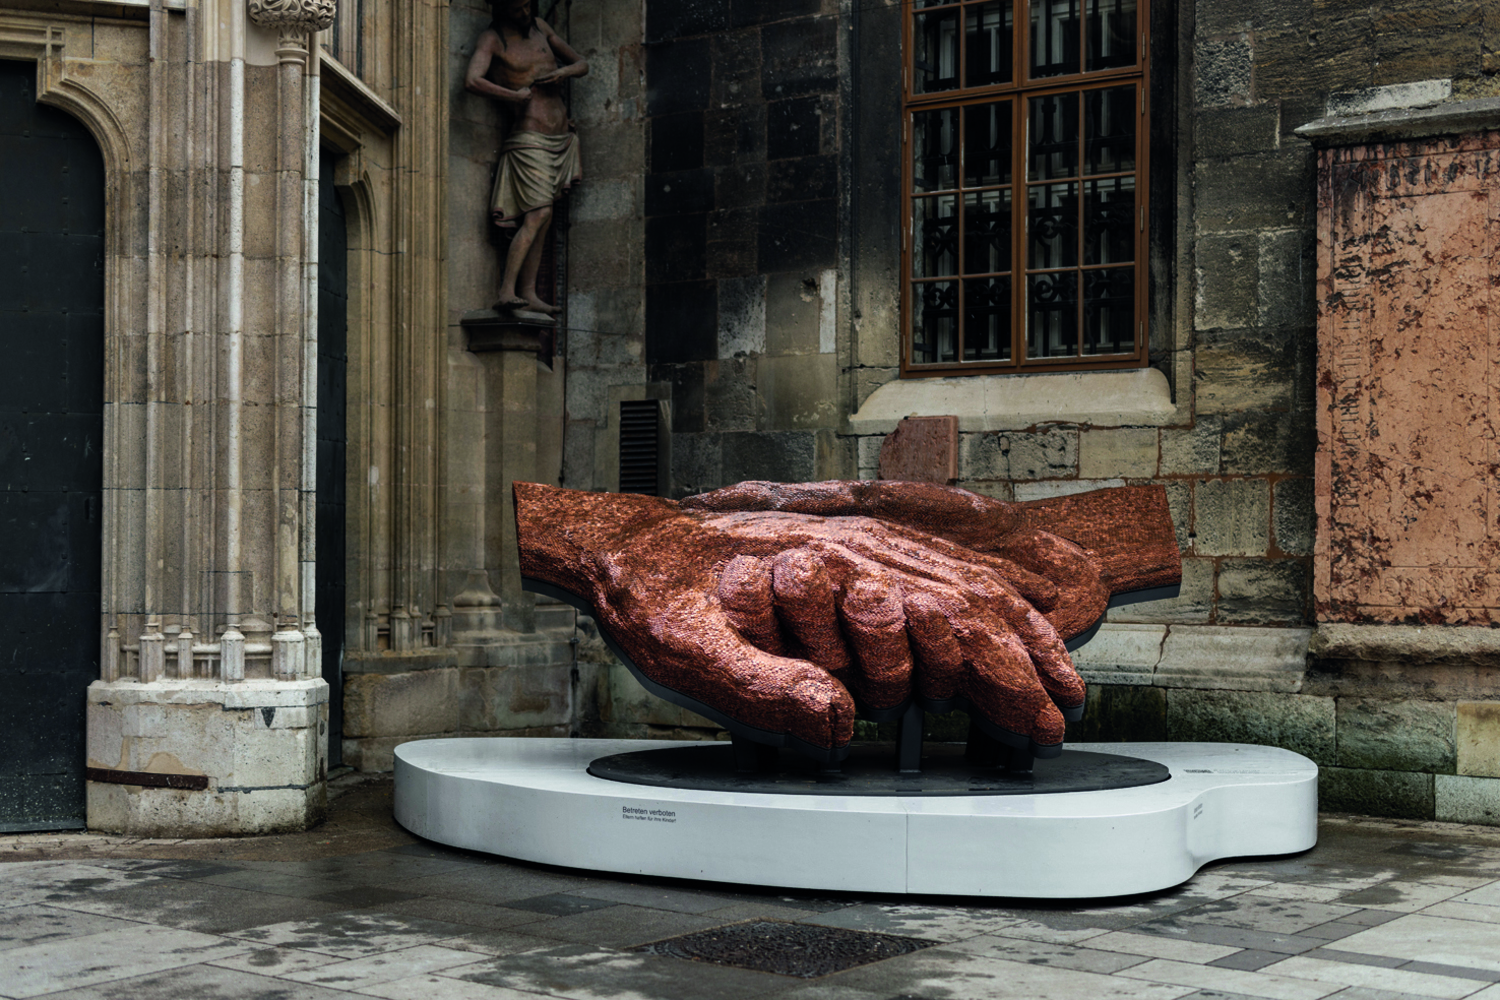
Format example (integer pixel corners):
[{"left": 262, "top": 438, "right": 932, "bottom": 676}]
[
  {"left": 458, "top": 309, "right": 555, "bottom": 633},
  {"left": 461, "top": 308, "right": 554, "bottom": 368},
  {"left": 393, "top": 737, "right": 1317, "bottom": 899}
]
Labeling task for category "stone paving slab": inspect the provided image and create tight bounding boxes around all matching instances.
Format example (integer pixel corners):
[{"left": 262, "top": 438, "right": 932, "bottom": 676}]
[{"left": 6, "top": 780, "right": 1500, "bottom": 1000}]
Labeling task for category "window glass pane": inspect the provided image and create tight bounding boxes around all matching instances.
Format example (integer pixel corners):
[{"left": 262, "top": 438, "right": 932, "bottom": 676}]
[
  {"left": 963, "top": 102, "right": 1012, "bottom": 187},
  {"left": 913, "top": 281, "right": 960, "bottom": 363},
  {"left": 903, "top": 0, "right": 1143, "bottom": 371},
  {"left": 964, "top": 190, "right": 1012, "bottom": 273},
  {"left": 1027, "top": 182, "right": 1077, "bottom": 269},
  {"left": 964, "top": 276, "right": 1012, "bottom": 360},
  {"left": 965, "top": 1, "right": 1014, "bottom": 88},
  {"left": 1027, "top": 271, "right": 1078, "bottom": 358},
  {"left": 913, "top": 108, "right": 959, "bottom": 192},
  {"left": 913, "top": 195, "right": 959, "bottom": 277},
  {"left": 1087, "top": 0, "right": 1136, "bottom": 71},
  {"left": 1083, "top": 175, "right": 1133, "bottom": 265},
  {"left": 914, "top": 9, "right": 961, "bottom": 94},
  {"left": 1028, "top": 91, "right": 1078, "bottom": 181},
  {"left": 1083, "top": 267, "right": 1134, "bottom": 354},
  {"left": 1084, "top": 85, "right": 1136, "bottom": 174},
  {"left": 1029, "top": 0, "right": 1079, "bottom": 78}
]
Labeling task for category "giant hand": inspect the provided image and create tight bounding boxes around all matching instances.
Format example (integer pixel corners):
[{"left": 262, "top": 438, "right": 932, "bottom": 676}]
[{"left": 514, "top": 481, "right": 1180, "bottom": 758}]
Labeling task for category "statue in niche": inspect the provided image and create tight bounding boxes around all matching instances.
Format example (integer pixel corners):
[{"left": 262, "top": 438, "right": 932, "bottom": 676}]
[
  {"left": 465, "top": 0, "right": 587, "bottom": 317},
  {"left": 514, "top": 480, "right": 1181, "bottom": 766}
]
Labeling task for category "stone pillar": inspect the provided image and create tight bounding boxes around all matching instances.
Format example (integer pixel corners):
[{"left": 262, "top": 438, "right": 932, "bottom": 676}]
[
  {"left": 85, "top": 0, "right": 335, "bottom": 836},
  {"left": 1301, "top": 99, "right": 1500, "bottom": 624},
  {"left": 460, "top": 311, "right": 553, "bottom": 635}
]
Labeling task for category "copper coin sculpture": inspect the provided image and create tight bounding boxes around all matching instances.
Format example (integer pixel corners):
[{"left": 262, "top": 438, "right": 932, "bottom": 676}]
[{"left": 514, "top": 480, "right": 1180, "bottom": 762}]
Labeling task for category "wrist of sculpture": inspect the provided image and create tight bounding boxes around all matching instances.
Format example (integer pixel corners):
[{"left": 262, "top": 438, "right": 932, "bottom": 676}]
[{"left": 1014, "top": 487, "right": 1181, "bottom": 596}]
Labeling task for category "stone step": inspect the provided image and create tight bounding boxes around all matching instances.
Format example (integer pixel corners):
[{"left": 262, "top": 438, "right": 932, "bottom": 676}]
[{"left": 534, "top": 603, "right": 576, "bottom": 632}]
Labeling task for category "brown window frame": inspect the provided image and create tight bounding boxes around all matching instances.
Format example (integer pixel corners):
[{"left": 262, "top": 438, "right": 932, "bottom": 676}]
[
  {"left": 321, "top": 0, "right": 365, "bottom": 80},
  {"left": 901, "top": 0, "right": 1151, "bottom": 377}
]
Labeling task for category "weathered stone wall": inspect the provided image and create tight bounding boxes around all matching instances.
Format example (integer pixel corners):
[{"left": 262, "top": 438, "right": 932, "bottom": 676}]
[
  {"left": 638, "top": 0, "right": 851, "bottom": 496},
  {"left": 340, "top": 0, "right": 600, "bottom": 773},
  {"left": 558, "top": 0, "right": 653, "bottom": 494},
  {"left": 1040, "top": 0, "right": 1500, "bottom": 822},
  {"left": 848, "top": 0, "right": 1310, "bottom": 632},
  {"left": 1068, "top": 622, "right": 1500, "bottom": 824}
]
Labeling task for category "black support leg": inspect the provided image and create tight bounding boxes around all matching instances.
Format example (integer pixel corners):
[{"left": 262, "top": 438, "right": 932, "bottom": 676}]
[
  {"left": 896, "top": 703, "right": 923, "bottom": 773},
  {"left": 732, "top": 735, "right": 778, "bottom": 773},
  {"left": 1002, "top": 745, "right": 1035, "bottom": 774},
  {"left": 964, "top": 720, "right": 1004, "bottom": 767}
]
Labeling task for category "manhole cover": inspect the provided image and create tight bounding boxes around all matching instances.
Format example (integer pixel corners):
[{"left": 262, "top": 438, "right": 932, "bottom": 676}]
[{"left": 638, "top": 920, "right": 936, "bottom": 978}]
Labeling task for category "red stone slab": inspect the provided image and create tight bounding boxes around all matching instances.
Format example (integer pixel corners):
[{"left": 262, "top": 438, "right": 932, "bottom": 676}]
[
  {"left": 878, "top": 415, "right": 958, "bottom": 484},
  {"left": 1315, "top": 131, "right": 1500, "bottom": 624}
]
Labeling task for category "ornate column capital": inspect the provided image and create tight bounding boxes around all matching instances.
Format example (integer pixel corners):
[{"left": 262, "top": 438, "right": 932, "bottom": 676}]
[{"left": 247, "top": 0, "right": 336, "bottom": 32}]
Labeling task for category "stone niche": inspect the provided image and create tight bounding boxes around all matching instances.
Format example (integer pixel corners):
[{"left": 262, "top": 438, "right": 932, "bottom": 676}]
[{"left": 1304, "top": 99, "right": 1500, "bottom": 625}]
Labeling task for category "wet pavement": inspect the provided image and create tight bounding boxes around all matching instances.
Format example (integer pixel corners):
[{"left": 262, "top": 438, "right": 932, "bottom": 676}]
[{"left": 5, "top": 773, "right": 1500, "bottom": 1000}]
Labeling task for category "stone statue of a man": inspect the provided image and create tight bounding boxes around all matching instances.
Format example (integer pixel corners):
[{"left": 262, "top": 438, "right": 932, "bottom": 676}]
[{"left": 465, "top": 0, "right": 587, "bottom": 316}]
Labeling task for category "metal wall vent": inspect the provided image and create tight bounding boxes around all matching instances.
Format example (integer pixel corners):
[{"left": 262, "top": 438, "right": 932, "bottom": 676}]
[{"left": 619, "top": 399, "right": 661, "bottom": 495}]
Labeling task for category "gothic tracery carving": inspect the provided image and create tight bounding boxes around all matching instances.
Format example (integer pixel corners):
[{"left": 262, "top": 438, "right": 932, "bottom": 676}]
[{"left": 247, "top": 0, "right": 336, "bottom": 32}]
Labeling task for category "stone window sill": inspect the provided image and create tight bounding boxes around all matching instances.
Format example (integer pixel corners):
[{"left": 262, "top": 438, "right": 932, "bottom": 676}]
[
  {"left": 1072, "top": 624, "right": 1313, "bottom": 693},
  {"left": 1295, "top": 96, "right": 1500, "bottom": 148},
  {"left": 848, "top": 367, "right": 1174, "bottom": 435}
]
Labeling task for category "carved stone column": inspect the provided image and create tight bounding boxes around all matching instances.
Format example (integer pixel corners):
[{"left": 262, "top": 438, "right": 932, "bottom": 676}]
[
  {"left": 247, "top": 0, "right": 330, "bottom": 680},
  {"left": 84, "top": 0, "right": 335, "bottom": 836}
]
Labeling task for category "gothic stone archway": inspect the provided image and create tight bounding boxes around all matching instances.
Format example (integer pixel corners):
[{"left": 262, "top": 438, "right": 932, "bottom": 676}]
[{"left": 0, "top": 58, "right": 105, "bottom": 831}]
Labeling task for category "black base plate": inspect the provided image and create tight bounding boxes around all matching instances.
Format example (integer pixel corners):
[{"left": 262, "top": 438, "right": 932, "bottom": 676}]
[{"left": 588, "top": 743, "right": 1171, "bottom": 797}]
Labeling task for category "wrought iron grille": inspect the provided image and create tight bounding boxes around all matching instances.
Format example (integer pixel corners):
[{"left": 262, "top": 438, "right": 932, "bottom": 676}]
[
  {"left": 903, "top": 0, "right": 1148, "bottom": 375},
  {"left": 619, "top": 400, "right": 661, "bottom": 495},
  {"left": 321, "top": 0, "right": 364, "bottom": 79}
]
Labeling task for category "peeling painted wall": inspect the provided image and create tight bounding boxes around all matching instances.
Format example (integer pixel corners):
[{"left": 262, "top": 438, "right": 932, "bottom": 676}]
[{"left": 1316, "top": 132, "right": 1500, "bottom": 624}]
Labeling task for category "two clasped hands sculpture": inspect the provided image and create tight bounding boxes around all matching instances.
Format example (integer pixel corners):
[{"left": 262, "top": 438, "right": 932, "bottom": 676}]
[{"left": 515, "top": 480, "right": 1180, "bottom": 757}]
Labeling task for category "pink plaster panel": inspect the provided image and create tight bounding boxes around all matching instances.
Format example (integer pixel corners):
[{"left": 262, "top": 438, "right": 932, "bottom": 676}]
[{"left": 1316, "top": 132, "right": 1500, "bottom": 624}]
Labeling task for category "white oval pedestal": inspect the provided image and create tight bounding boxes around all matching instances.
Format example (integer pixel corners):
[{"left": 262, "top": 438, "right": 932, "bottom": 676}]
[{"left": 393, "top": 738, "right": 1317, "bottom": 899}]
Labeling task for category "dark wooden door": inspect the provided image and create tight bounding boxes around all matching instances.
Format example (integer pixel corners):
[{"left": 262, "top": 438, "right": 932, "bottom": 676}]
[
  {"left": 0, "top": 60, "right": 105, "bottom": 831},
  {"left": 316, "top": 151, "right": 348, "bottom": 764}
]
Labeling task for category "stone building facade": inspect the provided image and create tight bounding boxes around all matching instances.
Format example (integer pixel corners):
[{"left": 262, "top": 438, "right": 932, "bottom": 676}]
[
  {"left": 2, "top": 0, "right": 476, "bottom": 835},
  {"left": 560, "top": 0, "right": 1500, "bottom": 823},
  {"left": 2, "top": 0, "right": 1498, "bottom": 836}
]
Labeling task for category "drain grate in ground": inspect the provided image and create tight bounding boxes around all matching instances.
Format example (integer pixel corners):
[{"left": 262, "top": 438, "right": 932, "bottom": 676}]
[{"left": 638, "top": 920, "right": 936, "bottom": 978}]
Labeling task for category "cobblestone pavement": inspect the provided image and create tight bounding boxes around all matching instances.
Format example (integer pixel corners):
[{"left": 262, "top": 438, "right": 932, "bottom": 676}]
[{"left": 5, "top": 775, "right": 1500, "bottom": 1000}]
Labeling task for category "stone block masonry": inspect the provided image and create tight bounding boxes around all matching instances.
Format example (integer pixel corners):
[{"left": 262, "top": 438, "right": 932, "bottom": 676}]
[
  {"left": 639, "top": 0, "right": 850, "bottom": 498},
  {"left": 339, "top": 613, "right": 580, "bottom": 772},
  {"left": 86, "top": 679, "right": 328, "bottom": 837},
  {"left": 849, "top": 420, "right": 1311, "bottom": 629},
  {"left": 1070, "top": 622, "right": 1500, "bottom": 824}
]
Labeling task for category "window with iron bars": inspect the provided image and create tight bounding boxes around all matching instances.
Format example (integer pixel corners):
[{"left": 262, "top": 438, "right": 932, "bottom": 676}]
[
  {"left": 904, "top": 0, "right": 1148, "bottom": 375},
  {"left": 321, "top": 0, "right": 364, "bottom": 80}
]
